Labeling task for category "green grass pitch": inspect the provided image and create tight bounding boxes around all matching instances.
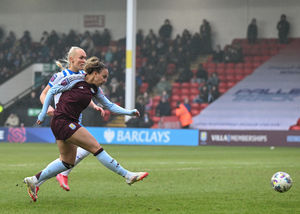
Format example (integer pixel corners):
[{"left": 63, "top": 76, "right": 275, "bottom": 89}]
[{"left": 0, "top": 143, "right": 300, "bottom": 214}]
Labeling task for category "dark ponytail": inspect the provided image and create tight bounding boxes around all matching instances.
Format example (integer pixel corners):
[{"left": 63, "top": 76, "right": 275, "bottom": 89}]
[{"left": 84, "top": 56, "right": 107, "bottom": 74}]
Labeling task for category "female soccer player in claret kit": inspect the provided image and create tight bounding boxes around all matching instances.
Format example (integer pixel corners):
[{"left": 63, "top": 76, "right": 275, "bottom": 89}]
[
  {"left": 39, "top": 46, "right": 105, "bottom": 192},
  {"left": 24, "top": 56, "right": 148, "bottom": 202}
]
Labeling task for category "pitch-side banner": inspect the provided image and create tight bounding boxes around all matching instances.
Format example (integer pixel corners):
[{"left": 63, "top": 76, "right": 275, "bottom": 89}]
[
  {"left": 88, "top": 127, "right": 198, "bottom": 146},
  {"left": 192, "top": 42, "right": 300, "bottom": 130},
  {"left": 0, "top": 127, "right": 199, "bottom": 146},
  {"left": 198, "top": 130, "right": 300, "bottom": 147},
  {"left": 0, "top": 127, "right": 56, "bottom": 143}
]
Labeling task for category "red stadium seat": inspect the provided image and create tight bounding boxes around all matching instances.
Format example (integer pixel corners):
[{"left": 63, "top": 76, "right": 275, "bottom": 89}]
[
  {"left": 151, "top": 116, "right": 161, "bottom": 123},
  {"left": 253, "top": 62, "right": 261, "bottom": 69},
  {"left": 235, "top": 63, "right": 244, "bottom": 70},
  {"left": 219, "top": 87, "right": 227, "bottom": 94},
  {"left": 191, "top": 103, "right": 201, "bottom": 110},
  {"left": 225, "top": 68, "right": 235, "bottom": 75},
  {"left": 244, "top": 57, "right": 253, "bottom": 63},
  {"left": 262, "top": 55, "right": 271, "bottom": 61},
  {"left": 180, "top": 88, "right": 190, "bottom": 96},
  {"left": 190, "top": 88, "right": 199, "bottom": 95},
  {"left": 206, "top": 62, "right": 216, "bottom": 70},
  {"left": 216, "top": 63, "right": 225, "bottom": 69},
  {"left": 218, "top": 74, "right": 226, "bottom": 82},
  {"left": 171, "top": 109, "right": 177, "bottom": 115},
  {"left": 139, "top": 83, "right": 149, "bottom": 93},
  {"left": 190, "top": 82, "right": 199, "bottom": 89},
  {"left": 172, "top": 82, "right": 180, "bottom": 88},
  {"left": 171, "top": 95, "right": 180, "bottom": 102},
  {"left": 216, "top": 68, "right": 225, "bottom": 75},
  {"left": 227, "top": 81, "right": 236, "bottom": 88},
  {"left": 219, "top": 82, "right": 227, "bottom": 89},
  {"left": 181, "top": 82, "right": 190, "bottom": 89},
  {"left": 171, "top": 101, "right": 178, "bottom": 109},
  {"left": 235, "top": 74, "right": 244, "bottom": 81},
  {"left": 243, "top": 68, "right": 253, "bottom": 75},
  {"left": 153, "top": 96, "right": 161, "bottom": 102},
  {"left": 191, "top": 109, "right": 201, "bottom": 116},
  {"left": 172, "top": 88, "right": 180, "bottom": 95},
  {"left": 226, "top": 63, "right": 235, "bottom": 69},
  {"left": 226, "top": 75, "right": 236, "bottom": 82},
  {"left": 200, "top": 103, "right": 209, "bottom": 110}
]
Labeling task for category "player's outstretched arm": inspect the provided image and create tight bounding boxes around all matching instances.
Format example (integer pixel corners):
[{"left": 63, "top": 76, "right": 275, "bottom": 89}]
[{"left": 95, "top": 88, "right": 140, "bottom": 117}]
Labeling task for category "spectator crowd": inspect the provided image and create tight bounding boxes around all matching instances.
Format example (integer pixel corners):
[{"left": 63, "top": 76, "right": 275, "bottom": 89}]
[{"left": 0, "top": 14, "right": 292, "bottom": 128}]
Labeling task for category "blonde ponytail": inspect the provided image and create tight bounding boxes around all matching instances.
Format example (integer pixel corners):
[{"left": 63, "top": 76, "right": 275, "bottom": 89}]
[{"left": 55, "top": 59, "right": 68, "bottom": 70}]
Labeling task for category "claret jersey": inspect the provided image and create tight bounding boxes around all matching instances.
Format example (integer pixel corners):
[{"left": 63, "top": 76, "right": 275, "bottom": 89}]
[{"left": 55, "top": 81, "right": 98, "bottom": 122}]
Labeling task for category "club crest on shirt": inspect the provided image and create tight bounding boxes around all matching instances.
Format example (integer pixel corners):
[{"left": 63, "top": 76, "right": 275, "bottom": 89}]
[
  {"left": 69, "top": 123, "right": 76, "bottom": 130},
  {"left": 50, "top": 74, "right": 57, "bottom": 82}
]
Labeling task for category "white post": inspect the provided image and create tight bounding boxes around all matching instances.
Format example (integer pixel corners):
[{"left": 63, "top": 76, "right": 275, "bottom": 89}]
[{"left": 125, "top": 0, "right": 136, "bottom": 121}]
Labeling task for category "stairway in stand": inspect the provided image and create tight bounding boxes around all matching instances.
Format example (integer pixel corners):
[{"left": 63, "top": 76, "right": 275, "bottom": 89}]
[{"left": 104, "top": 115, "right": 126, "bottom": 127}]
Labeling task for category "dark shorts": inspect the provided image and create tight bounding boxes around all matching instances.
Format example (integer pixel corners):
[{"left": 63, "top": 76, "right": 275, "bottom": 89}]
[{"left": 51, "top": 117, "right": 81, "bottom": 140}]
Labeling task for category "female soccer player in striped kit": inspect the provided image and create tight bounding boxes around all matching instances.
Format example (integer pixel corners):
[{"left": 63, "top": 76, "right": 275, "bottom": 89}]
[
  {"left": 39, "top": 47, "right": 105, "bottom": 191},
  {"left": 24, "top": 56, "right": 148, "bottom": 202}
]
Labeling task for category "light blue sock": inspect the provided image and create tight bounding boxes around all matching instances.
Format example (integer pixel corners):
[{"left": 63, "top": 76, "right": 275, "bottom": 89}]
[
  {"left": 37, "top": 159, "right": 70, "bottom": 182},
  {"left": 95, "top": 150, "right": 128, "bottom": 177}
]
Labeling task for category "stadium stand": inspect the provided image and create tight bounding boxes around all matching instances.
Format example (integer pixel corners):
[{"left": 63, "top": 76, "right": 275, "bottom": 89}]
[{"left": 1, "top": 22, "right": 298, "bottom": 128}]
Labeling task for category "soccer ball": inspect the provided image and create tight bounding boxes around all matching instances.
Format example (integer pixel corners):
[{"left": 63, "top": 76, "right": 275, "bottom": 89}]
[{"left": 271, "top": 172, "right": 292, "bottom": 193}]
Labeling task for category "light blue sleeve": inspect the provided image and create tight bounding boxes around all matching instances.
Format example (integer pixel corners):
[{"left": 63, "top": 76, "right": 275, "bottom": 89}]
[
  {"left": 95, "top": 88, "right": 137, "bottom": 116},
  {"left": 37, "top": 80, "right": 82, "bottom": 122}
]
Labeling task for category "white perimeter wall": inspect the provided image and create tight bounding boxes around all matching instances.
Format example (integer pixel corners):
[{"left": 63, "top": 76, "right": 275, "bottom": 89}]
[{"left": 0, "top": 0, "right": 300, "bottom": 47}]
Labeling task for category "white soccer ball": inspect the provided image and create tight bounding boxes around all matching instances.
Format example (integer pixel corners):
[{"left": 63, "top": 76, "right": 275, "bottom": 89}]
[{"left": 271, "top": 172, "right": 293, "bottom": 193}]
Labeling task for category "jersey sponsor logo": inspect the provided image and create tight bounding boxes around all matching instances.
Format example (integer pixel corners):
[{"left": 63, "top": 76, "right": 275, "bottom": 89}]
[
  {"left": 50, "top": 74, "right": 57, "bottom": 82},
  {"left": 61, "top": 78, "right": 70, "bottom": 86},
  {"left": 69, "top": 123, "right": 76, "bottom": 130}
]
